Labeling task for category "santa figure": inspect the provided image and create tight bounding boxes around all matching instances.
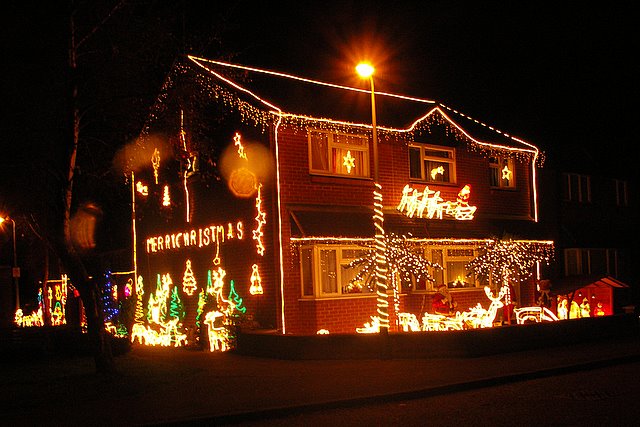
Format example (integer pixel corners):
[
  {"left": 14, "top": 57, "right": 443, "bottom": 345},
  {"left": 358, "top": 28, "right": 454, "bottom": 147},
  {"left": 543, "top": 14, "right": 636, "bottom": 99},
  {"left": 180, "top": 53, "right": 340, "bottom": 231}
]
[{"left": 432, "top": 285, "right": 456, "bottom": 315}]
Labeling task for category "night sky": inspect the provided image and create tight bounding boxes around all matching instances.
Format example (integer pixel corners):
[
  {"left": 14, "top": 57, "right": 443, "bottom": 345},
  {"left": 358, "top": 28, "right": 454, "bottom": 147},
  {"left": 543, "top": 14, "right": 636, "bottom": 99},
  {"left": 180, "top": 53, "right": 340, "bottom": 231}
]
[
  {"left": 214, "top": 1, "right": 636, "bottom": 174},
  {"left": 2, "top": 1, "right": 637, "bottom": 206}
]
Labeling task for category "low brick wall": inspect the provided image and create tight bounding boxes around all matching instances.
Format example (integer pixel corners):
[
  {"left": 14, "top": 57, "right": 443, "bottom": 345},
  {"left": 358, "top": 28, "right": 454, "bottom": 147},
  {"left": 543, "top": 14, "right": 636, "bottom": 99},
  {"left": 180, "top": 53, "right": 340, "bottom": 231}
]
[{"left": 235, "top": 314, "right": 640, "bottom": 359}]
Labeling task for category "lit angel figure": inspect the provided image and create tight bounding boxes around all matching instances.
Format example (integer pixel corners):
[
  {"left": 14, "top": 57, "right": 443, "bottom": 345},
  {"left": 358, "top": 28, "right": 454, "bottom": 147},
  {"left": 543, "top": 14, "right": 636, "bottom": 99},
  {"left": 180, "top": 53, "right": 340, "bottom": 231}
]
[{"left": 342, "top": 150, "right": 356, "bottom": 173}]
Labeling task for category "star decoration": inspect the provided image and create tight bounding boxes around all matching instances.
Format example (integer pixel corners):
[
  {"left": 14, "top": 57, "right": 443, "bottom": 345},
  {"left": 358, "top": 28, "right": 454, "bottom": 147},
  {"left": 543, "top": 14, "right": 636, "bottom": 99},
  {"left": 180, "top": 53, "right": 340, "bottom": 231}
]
[
  {"left": 501, "top": 165, "right": 512, "bottom": 181},
  {"left": 343, "top": 150, "right": 356, "bottom": 173}
]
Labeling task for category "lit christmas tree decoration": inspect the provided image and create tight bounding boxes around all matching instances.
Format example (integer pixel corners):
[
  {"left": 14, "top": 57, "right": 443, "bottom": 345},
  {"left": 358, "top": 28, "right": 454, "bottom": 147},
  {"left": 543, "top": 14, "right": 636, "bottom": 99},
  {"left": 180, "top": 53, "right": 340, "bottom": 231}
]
[
  {"left": 162, "top": 185, "right": 171, "bottom": 206},
  {"left": 249, "top": 264, "right": 263, "bottom": 295},
  {"left": 182, "top": 259, "right": 198, "bottom": 296}
]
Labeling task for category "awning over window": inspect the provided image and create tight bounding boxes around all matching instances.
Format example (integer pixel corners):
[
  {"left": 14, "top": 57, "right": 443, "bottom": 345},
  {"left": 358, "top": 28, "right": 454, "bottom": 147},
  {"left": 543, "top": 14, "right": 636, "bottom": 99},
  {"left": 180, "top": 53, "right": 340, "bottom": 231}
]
[{"left": 289, "top": 207, "right": 551, "bottom": 241}]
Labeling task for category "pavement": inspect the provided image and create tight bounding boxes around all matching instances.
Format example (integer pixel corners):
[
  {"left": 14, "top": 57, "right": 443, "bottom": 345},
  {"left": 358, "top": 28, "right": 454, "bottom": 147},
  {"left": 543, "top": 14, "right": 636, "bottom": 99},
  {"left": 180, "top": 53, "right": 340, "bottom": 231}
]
[{"left": 3, "top": 333, "right": 640, "bottom": 426}]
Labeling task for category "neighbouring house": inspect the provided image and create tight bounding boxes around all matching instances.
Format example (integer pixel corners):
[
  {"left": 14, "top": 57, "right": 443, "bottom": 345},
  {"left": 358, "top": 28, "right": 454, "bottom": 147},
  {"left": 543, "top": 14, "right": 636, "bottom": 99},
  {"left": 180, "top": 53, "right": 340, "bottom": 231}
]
[{"left": 132, "top": 56, "right": 556, "bottom": 339}]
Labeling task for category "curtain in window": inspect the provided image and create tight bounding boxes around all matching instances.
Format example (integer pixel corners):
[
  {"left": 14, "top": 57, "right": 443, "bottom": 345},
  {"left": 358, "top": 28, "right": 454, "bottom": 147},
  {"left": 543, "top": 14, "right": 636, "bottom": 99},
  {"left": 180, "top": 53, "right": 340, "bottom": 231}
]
[{"left": 310, "top": 133, "right": 329, "bottom": 171}]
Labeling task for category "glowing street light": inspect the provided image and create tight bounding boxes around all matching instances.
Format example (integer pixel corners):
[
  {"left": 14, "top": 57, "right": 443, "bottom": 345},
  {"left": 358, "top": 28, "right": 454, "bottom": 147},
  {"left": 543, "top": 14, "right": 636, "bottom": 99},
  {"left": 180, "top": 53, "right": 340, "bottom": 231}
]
[
  {"left": 356, "top": 62, "right": 389, "bottom": 333},
  {"left": 0, "top": 216, "right": 20, "bottom": 311}
]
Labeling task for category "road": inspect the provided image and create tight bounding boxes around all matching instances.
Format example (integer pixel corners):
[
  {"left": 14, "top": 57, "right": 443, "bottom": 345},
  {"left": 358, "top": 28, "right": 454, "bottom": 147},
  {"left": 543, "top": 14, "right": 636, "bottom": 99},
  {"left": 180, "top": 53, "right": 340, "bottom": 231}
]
[{"left": 237, "top": 361, "right": 640, "bottom": 426}]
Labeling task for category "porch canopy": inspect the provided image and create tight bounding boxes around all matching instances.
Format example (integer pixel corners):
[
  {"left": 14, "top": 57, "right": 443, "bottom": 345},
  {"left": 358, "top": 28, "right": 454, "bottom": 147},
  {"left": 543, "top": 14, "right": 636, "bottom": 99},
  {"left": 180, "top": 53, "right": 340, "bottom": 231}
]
[{"left": 289, "top": 207, "right": 551, "bottom": 241}]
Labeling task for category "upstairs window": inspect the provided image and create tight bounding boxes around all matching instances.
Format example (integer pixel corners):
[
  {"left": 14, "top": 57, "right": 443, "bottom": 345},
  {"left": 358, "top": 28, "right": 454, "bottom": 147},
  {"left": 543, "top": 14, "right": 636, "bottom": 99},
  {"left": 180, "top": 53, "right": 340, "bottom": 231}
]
[
  {"left": 489, "top": 157, "right": 516, "bottom": 188},
  {"left": 564, "top": 248, "right": 617, "bottom": 276},
  {"left": 614, "top": 179, "right": 628, "bottom": 207},
  {"left": 409, "top": 144, "right": 456, "bottom": 184},
  {"left": 563, "top": 173, "right": 591, "bottom": 203},
  {"left": 308, "top": 130, "right": 370, "bottom": 178}
]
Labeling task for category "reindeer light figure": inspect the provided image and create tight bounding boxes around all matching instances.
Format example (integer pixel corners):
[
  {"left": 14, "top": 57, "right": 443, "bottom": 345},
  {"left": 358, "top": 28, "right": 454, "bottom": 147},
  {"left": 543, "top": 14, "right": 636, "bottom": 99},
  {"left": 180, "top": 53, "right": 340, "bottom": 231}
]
[
  {"left": 462, "top": 286, "right": 507, "bottom": 329},
  {"left": 204, "top": 311, "right": 228, "bottom": 352}
]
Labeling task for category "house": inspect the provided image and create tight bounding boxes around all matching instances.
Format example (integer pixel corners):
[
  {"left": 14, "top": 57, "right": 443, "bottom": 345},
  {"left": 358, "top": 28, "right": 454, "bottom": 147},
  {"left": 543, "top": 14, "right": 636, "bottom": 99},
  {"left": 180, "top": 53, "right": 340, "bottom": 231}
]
[
  {"left": 537, "top": 141, "right": 638, "bottom": 316},
  {"left": 133, "top": 56, "right": 555, "bottom": 339}
]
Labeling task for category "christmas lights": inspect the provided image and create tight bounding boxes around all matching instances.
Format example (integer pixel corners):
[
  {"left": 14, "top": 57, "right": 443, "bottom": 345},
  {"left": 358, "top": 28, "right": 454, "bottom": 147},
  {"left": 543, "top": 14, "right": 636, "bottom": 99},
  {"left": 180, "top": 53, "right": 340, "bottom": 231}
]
[
  {"left": 182, "top": 259, "right": 197, "bottom": 296},
  {"left": 151, "top": 148, "right": 160, "bottom": 184},
  {"left": 513, "top": 306, "right": 558, "bottom": 324},
  {"left": 342, "top": 150, "right": 356, "bottom": 173},
  {"left": 162, "top": 185, "right": 171, "bottom": 206},
  {"left": 145, "top": 221, "right": 244, "bottom": 253},
  {"left": 465, "top": 239, "right": 554, "bottom": 284},
  {"left": 249, "top": 263, "right": 263, "bottom": 295},
  {"left": 397, "top": 184, "right": 477, "bottom": 220},
  {"left": 253, "top": 184, "right": 266, "bottom": 256},
  {"left": 136, "top": 181, "right": 148, "bottom": 196},
  {"left": 233, "top": 132, "right": 247, "bottom": 159}
]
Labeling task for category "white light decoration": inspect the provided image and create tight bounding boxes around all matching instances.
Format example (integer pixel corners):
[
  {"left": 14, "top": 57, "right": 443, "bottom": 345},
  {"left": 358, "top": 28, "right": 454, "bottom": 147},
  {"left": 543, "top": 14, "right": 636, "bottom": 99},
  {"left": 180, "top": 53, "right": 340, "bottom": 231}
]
[
  {"left": 249, "top": 264, "right": 263, "bottom": 295},
  {"left": 356, "top": 316, "right": 382, "bottom": 333},
  {"left": 233, "top": 132, "right": 247, "bottom": 159},
  {"left": 372, "top": 183, "right": 389, "bottom": 331},
  {"left": 182, "top": 259, "right": 197, "bottom": 296},
  {"left": 204, "top": 311, "right": 228, "bottom": 352},
  {"left": 136, "top": 181, "right": 148, "bottom": 196},
  {"left": 430, "top": 165, "right": 445, "bottom": 180},
  {"left": 501, "top": 165, "right": 513, "bottom": 181},
  {"left": 513, "top": 306, "right": 559, "bottom": 324},
  {"left": 397, "top": 312, "right": 421, "bottom": 332},
  {"left": 144, "top": 221, "right": 244, "bottom": 254},
  {"left": 162, "top": 185, "right": 171, "bottom": 206},
  {"left": 151, "top": 148, "right": 160, "bottom": 184},
  {"left": 342, "top": 150, "right": 356, "bottom": 173},
  {"left": 397, "top": 184, "right": 477, "bottom": 220},
  {"left": 252, "top": 184, "right": 266, "bottom": 256}
]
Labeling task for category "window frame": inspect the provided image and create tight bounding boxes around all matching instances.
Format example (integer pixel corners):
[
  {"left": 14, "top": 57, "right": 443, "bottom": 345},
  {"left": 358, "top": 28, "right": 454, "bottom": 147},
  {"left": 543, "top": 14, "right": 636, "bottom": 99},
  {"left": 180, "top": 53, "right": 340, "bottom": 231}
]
[
  {"left": 614, "top": 179, "right": 628, "bottom": 207},
  {"left": 564, "top": 248, "right": 618, "bottom": 276},
  {"left": 308, "top": 129, "right": 370, "bottom": 178},
  {"left": 563, "top": 173, "right": 591, "bottom": 203},
  {"left": 300, "top": 244, "right": 374, "bottom": 299},
  {"left": 489, "top": 157, "right": 516, "bottom": 189},
  {"left": 409, "top": 144, "right": 457, "bottom": 184},
  {"left": 411, "top": 245, "right": 483, "bottom": 292}
]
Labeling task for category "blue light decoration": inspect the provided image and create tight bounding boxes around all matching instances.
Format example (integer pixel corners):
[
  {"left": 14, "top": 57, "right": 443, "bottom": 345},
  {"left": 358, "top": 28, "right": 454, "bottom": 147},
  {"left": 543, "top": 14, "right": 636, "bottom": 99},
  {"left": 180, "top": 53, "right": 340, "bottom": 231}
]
[{"left": 102, "top": 271, "right": 120, "bottom": 323}]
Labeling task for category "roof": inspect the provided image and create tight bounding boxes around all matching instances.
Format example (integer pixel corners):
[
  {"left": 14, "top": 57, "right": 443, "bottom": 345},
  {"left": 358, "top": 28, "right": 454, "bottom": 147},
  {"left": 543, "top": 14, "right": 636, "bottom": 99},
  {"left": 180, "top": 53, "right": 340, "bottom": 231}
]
[
  {"left": 551, "top": 275, "right": 630, "bottom": 295},
  {"left": 185, "top": 56, "right": 540, "bottom": 160}
]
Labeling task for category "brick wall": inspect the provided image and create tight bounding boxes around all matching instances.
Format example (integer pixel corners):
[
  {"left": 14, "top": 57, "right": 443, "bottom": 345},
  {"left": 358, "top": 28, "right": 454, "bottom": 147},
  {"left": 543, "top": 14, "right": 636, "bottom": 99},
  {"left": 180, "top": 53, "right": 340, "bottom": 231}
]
[{"left": 273, "top": 125, "right": 541, "bottom": 334}]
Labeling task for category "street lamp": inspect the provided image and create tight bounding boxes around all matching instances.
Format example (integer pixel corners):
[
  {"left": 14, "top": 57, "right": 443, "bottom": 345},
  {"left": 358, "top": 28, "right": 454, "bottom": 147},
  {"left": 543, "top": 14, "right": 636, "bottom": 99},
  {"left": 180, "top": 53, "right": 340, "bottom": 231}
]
[
  {"left": 0, "top": 216, "right": 19, "bottom": 311},
  {"left": 356, "top": 62, "right": 389, "bottom": 333}
]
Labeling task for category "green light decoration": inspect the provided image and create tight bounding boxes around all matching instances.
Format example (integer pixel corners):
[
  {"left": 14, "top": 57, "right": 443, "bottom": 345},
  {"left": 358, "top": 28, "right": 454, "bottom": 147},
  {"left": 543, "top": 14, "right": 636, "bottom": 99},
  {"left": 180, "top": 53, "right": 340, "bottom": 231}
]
[
  {"left": 228, "top": 280, "right": 246, "bottom": 314},
  {"left": 169, "top": 286, "right": 186, "bottom": 321}
]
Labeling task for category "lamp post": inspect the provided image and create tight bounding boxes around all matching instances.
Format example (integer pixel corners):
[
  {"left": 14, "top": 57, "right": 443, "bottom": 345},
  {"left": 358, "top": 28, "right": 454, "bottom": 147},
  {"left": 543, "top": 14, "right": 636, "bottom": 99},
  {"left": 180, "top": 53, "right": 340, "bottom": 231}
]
[
  {"left": 356, "top": 63, "right": 389, "bottom": 334},
  {"left": 0, "top": 216, "right": 19, "bottom": 311}
]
